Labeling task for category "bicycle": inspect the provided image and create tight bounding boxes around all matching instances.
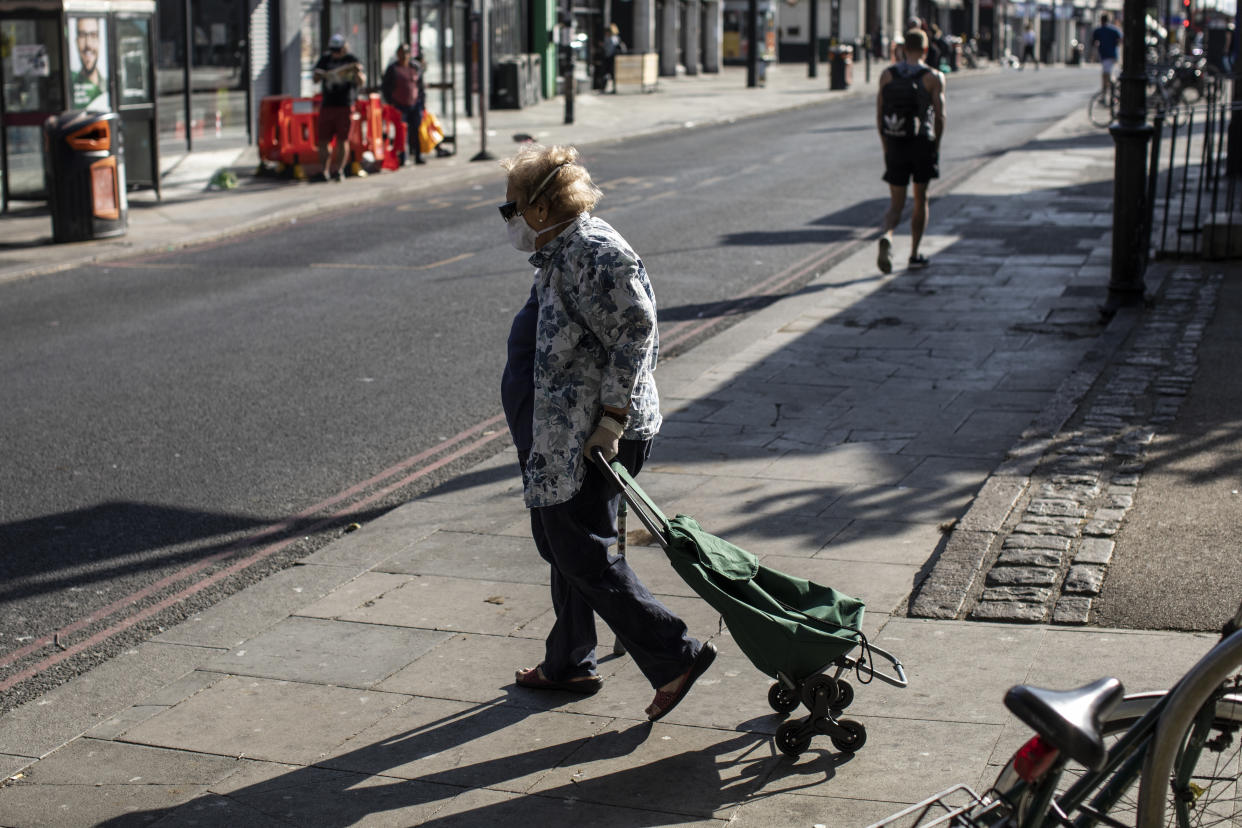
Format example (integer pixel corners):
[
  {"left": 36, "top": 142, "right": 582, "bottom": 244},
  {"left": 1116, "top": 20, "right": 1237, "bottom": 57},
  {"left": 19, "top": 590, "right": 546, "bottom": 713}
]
[
  {"left": 1088, "top": 68, "right": 1188, "bottom": 129},
  {"left": 1088, "top": 81, "right": 1117, "bottom": 128},
  {"left": 867, "top": 600, "right": 1242, "bottom": 828}
]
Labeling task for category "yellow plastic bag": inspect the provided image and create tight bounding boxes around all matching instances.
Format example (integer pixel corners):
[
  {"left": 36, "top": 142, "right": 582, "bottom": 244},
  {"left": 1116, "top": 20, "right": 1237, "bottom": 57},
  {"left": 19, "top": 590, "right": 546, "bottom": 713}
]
[{"left": 418, "top": 110, "right": 444, "bottom": 155}]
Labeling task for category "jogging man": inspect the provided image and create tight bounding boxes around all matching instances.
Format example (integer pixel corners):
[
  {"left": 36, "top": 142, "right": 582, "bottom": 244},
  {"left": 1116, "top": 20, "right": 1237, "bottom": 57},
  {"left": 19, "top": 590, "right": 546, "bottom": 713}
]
[
  {"left": 876, "top": 28, "right": 946, "bottom": 273},
  {"left": 1092, "top": 14, "right": 1123, "bottom": 96}
]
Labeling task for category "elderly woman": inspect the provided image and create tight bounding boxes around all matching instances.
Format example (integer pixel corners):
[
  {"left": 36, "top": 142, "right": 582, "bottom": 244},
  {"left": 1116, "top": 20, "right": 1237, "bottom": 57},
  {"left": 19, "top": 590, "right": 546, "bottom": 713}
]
[{"left": 499, "top": 144, "right": 715, "bottom": 721}]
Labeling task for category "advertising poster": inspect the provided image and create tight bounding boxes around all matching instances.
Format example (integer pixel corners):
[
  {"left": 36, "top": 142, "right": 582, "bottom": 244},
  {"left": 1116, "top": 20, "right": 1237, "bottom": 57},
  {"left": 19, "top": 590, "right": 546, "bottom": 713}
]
[{"left": 69, "top": 16, "right": 110, "bottom": 111}]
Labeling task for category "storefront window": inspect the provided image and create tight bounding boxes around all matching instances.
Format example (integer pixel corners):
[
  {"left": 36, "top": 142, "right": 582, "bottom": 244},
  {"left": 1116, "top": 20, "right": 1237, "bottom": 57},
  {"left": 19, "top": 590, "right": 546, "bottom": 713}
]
[
  {"left": 155, "top": 0, "right": 246, "bottom": 153},
  {"left": 191, "top": 0, "right": 247, "bottom": 147},
  {"left": 328, "top": 1, "right": 370, "bottom": 84},
  {"left": 117, "top": 18, "right": 153, "bottom": 106},
  {"left": 379, "top": 2, "right": 404, "bottom": 71},
  {"left": 156, "top": 0, "right": 187, "bottom": 153},
  {"left": 2, "top": 17, "right": 64, "bottom": 200},
  {"left": 2, "top": 18, "right": 63, "bottom": 112}
]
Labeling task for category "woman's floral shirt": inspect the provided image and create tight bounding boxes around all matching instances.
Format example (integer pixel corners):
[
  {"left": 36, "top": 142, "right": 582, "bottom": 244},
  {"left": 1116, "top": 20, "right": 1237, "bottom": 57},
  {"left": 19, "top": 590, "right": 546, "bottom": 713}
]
[{"left": 521, "top": 214, "right": 661, "bottom": 507}]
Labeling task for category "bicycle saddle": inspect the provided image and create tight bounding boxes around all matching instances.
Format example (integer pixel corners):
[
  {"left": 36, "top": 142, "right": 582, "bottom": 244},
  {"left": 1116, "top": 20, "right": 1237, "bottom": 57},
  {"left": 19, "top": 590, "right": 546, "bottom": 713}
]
[{"left": 1004, "top": 676, "right": 1124, "bottom": 771}]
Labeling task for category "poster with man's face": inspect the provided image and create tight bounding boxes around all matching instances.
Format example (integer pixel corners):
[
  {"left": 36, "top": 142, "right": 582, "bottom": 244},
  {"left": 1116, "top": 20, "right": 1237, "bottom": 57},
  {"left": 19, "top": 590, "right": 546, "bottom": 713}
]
[{"left": 69, "top": 16, "right": 110, "bottom": 111}]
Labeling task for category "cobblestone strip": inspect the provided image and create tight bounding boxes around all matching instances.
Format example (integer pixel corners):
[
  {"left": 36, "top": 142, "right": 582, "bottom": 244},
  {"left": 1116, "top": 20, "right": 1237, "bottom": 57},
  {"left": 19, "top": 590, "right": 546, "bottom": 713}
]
[{"left": 968, "top": 269, "right": 1221, "bottom": 624}]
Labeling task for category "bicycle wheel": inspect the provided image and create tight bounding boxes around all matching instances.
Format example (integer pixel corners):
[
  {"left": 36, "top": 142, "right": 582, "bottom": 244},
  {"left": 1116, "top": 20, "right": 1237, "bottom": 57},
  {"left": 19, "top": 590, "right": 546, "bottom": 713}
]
[
  {"left": 1088, "top": 91, "right": 1115, "bottom": 128},
  {"left": 1138, "top": 631, "right": 1242, "bottom": 828}
]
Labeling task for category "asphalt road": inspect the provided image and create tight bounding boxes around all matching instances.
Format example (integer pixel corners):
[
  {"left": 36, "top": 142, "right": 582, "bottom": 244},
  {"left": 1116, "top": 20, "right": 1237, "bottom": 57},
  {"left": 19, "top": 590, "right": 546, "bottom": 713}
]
[{"left": 0, "top": 68, "right": 1095, "bottom": 711}]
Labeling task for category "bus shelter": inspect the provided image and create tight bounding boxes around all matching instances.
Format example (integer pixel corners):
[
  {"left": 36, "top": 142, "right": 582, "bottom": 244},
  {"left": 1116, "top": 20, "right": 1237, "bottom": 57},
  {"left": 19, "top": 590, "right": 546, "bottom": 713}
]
[{"left": 1, "top": 0, "right": 157, "bottom": 211}]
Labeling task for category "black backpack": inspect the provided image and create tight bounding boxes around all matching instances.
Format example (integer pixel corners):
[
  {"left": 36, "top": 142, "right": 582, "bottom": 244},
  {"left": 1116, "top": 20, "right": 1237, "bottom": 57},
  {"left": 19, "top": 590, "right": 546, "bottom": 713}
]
[{"left": 881, "top": 65, "right": 931, "bottom": 139}]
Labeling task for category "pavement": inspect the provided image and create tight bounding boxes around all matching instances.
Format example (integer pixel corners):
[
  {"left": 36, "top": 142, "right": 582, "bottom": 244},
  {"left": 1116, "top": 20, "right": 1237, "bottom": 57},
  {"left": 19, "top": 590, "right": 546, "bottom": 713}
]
[{"left": 0, "top": 62, "right": 1238, "bottom": 827}]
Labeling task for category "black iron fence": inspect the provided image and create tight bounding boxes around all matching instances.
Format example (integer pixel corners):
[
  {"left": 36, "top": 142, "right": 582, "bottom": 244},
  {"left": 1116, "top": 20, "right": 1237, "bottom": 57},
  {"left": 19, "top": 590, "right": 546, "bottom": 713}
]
[{"left": 1148, "top": 74, "right": 1242, "bottom": 261}]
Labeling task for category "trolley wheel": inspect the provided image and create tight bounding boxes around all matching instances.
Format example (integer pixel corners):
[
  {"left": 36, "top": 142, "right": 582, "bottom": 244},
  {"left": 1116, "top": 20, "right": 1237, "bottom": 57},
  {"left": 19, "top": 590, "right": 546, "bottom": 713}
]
[
  {"left": 768, "top": 682, "right": 801, "bottom": 714},
  {"left": 775, "top": 720, "right": 813, "bottom": 757},
  {"left": 830, "top": 719, "right": 867, "bottom": 753},
  {"left": 800, "top": 674, "right": 840, "bottom": 710},
  {"left": 831, "top": 680, "right": 855, "bottom": 712}
]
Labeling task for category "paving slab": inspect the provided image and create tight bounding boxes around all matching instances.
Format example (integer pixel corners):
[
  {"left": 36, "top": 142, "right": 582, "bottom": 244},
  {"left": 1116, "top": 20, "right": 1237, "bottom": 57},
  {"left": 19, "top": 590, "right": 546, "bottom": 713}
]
[
  {"left": 757, "top": 716, "right": 1003, "bottom": 807},
  {"left": 294, "top": 571, "right": 417, "bottom": 620},
  {"left": 814, "top": 519, "right": 951, "bottom": 567},
  {"left": 527, "top": 720, "right": 778, "bottom": 819},
  {"left": 419, "top": 785, "right": 724, "bottom": 828},
  {"left": 204, "top": 615, "right": 451, "bottom": 687},
  {"left": 373, "top": 529, "right": 548, "bottom": 584},
  {"left": 0, "top": 641, "right": 214, "bottom": 760},
  {"left": 299, "top": 495, "right": 527, "bottom": 569},
  {"left": 819, "top": 482, "right": 974, "bottom": 525},
  {"left": 758, "top": 446, "right": 925, "bottom": 486},
  {"left": 0, "top": 739, "right": 240, "bottom": 828},
  {"left": 157, "top": 761, "right": 459, "bottom": 827},
  {"left": 378, "top": 632, "right": 547, "bottom": 704},
  {"left": 153, "top": 562, "right": 357, "bottom": 649},
  {"left": 118, "top": 676, "right": 409, "bottom": 765},
  {"left": 320, "top": 696, "right": 611, "bottom": 793},
  {"left": 0, "top": 753, "right": 34, "bottom": 781},
  {"left": 855, "top": 619, "right": 1046, "bottom": 724},
  {"left": 338, "top": 573, "right": 551, "bottom": 636},
  {"left": 730, "top": 790, "right": 903, "bottom": 828}
]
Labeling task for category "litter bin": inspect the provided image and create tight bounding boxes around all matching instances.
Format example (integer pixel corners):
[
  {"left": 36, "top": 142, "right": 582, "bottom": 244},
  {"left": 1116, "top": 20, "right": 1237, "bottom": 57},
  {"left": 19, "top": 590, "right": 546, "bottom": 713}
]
[
  {"left": 43, "top": 111, "right": 127, "bottom": 244},
  {"left": 829, "top": 46, "right": 854, "bottom": 90}
]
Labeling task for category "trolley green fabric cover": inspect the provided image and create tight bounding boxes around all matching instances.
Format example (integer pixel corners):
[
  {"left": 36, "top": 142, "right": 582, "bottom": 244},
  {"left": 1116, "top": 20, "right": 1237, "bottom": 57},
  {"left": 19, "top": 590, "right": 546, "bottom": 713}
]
[{"left": 614, "top": 463, "right": 866, "bottom": 683}]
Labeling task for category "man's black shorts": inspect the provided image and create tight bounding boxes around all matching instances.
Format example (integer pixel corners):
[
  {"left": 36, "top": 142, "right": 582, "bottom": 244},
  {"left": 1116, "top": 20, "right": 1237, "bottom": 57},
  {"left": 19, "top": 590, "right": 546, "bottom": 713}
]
[{"left": 883, "top": 139, "right": 940, "bottom": 186}]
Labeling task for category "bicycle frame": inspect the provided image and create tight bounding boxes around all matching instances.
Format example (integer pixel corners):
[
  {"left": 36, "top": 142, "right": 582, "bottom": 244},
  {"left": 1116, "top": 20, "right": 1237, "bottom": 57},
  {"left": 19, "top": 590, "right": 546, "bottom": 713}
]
[
  {"left": 869, "top": 602, "right": 1242, "bottom": 828},
  {"left": 990, "top": 692, "right": 1169, "bottom": 828}
]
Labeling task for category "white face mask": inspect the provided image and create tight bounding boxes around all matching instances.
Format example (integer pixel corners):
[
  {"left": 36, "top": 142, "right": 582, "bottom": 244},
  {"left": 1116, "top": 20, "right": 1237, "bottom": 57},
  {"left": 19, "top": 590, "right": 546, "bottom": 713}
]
[
  {"left": 507, "top": 214, "right": 541, "bottom": 252},
  {"left": 507, "top": 215, "right": 574, "bottom": 253}
]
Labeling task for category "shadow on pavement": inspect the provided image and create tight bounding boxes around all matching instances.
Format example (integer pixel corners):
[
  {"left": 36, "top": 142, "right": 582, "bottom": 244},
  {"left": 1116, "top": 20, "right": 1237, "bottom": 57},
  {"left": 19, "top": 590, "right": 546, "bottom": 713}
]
[{"left": 95, "top": 701, "right": 794, "bottom": 826}]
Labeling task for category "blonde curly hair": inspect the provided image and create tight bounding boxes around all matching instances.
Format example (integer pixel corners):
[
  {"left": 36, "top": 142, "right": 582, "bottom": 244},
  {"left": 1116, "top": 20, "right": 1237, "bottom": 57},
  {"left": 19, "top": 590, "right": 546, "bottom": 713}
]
[{"left": 501, "top": 144, "right": 602, "bottom": 215}]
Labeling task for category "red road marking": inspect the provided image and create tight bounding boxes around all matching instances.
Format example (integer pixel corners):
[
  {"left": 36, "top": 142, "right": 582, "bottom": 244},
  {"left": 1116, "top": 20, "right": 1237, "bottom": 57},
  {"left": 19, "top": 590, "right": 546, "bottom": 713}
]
[
  {"left": 0, "top": 414, "right": 506, "bottom": 676},
  {"left": 0, "top": 426, "right": 510, "bottom": 693},
  {"left": 661, "top": 241, "right": 848, "bottom": 350}
]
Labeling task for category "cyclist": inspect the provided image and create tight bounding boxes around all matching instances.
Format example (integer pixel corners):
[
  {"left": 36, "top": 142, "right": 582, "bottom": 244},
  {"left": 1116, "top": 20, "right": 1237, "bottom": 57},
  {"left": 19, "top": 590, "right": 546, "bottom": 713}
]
[{"left": 1092, "top": 13, "right": 1123, "bottom": 96}]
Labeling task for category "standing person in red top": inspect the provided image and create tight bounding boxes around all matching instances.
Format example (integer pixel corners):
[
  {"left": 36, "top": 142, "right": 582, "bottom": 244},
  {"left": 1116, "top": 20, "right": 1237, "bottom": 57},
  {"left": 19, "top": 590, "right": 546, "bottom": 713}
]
[{"left": 382, "top": 44, "right": 426, "bottom": 166}]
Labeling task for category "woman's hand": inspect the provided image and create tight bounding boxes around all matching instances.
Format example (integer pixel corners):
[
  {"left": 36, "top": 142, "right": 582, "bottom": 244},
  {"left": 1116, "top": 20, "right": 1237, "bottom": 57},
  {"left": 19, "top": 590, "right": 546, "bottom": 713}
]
[{"left": 584, "top": 420, "right": 623, "bottom": 463}]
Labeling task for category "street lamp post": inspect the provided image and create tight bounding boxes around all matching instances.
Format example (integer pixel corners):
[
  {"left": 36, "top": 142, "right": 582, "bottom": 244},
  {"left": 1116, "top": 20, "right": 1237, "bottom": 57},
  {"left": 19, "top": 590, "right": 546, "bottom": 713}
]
[
  {"left": 1106, "top": 1, "right": 1153, "bottom": 309},
  {"left": 747, "top": 0, "right": 759, "bottom": 86},
  {"left": 560, "top": 9, "right": 575, "bottom": 125},
  {"left": 471, "top": 0, "right": 496, "bottom": 161},
  {"left": 809, "top": 0, "right": 819, "bottom": 78}
]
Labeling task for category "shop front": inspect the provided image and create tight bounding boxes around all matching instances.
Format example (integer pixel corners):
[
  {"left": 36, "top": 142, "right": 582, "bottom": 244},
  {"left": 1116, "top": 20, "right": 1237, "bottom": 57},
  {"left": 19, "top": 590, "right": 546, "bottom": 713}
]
[{"left": 1, "top": 0, "right": 157, "bottom": 209}]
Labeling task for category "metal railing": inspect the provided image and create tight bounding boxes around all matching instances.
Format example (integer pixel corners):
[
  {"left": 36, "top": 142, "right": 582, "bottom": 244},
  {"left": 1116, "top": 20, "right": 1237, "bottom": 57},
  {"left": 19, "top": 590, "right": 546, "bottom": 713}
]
[{"left": 1147, "top": 72, "right": 1242, "bottom": 261}]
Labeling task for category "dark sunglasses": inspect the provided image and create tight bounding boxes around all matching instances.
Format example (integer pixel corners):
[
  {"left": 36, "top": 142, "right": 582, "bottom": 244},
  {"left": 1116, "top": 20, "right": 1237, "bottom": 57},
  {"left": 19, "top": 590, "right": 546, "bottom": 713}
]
[
  {"left": 498, "top": 200, "right": 520, "bottom": 222},
  {"left": 498, "top": 162, "right": 571, "bottom": 222}
]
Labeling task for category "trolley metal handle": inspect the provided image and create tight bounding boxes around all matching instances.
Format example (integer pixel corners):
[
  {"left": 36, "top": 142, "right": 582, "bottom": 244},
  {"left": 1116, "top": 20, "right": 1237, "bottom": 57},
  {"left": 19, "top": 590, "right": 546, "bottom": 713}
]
[
  {"left": 843, "top": 643, "right": 908, "bottom": 689},
  {"left": 590, "top": 447, "right": 672, "bottom": 551}
]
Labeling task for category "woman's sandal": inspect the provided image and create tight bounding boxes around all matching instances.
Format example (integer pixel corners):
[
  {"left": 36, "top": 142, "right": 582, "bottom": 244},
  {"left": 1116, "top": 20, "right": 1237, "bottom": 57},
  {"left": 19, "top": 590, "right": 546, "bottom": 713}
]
[
  {"left": 515, "top": 665, "right": 603, "bottom": 695},
  {"left": 646, "top": 642, "right": 717, "bottom": 721}
]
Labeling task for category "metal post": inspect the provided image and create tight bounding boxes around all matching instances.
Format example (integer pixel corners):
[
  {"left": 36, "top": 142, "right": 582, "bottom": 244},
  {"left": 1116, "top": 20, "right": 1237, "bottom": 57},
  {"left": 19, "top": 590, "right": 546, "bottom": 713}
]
[
  {"left": 1106, "top": 0, "right": 1154, "bottom": 311},
  {"left": 184, "top": 0, "right": 193, "bottom": 152},
  {"left": 471, "top": 0, "right": 495, "bottom": 161},
  {"left": 808, "top": 0, "right": 819, "bottom": 77},
  {"left": 1227, "top": 1, "right": 1242, "bottom": 176},
  {"left": 747, "top": 0, "right": 758, "bottom": 86},
  {"left": 561, "top": 9, "right": 574, "bottom": 124}
]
